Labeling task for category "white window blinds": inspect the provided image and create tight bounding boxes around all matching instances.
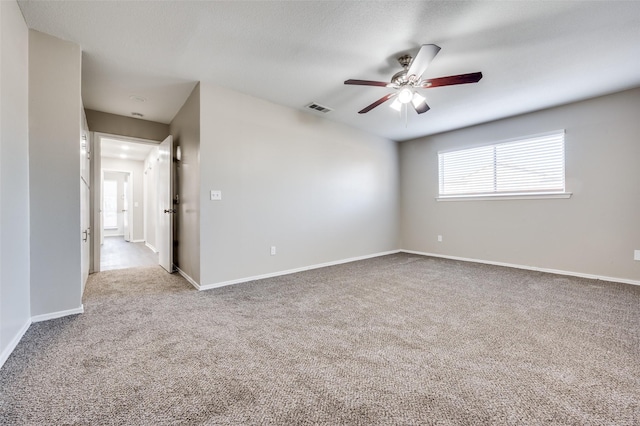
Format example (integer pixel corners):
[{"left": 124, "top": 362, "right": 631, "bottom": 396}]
[{"left": 438, "top": 131, "right": 566, "bottom": 197}]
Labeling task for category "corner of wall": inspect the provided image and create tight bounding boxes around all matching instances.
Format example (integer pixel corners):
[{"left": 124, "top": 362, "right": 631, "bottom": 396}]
[{"left": 0, "top": 0, "right": 32, "bottom": 370}]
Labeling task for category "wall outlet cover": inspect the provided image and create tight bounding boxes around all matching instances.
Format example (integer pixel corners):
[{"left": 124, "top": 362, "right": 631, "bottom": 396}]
[{"left": 210, "top": 190, "right": 222, "bottom": 201}]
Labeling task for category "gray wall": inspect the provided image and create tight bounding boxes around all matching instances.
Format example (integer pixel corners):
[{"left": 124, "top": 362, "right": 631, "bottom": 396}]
[
  {"left": 199, "top": 83, "right": 399, "bottom": 286},
  {"left": 85, "top": 109, "right": 169, "bottom": 142},
  {"left": 169, "top": 84, "right": 200, "bottom": 284},
  {"left": 29, "top": 30, "right": 83, "bottom": 316},
  {"left": 0, "top": 0, "right": 31, "bottom": 363},
  {"left": 400, "top": 88, "right": 640, "bottom": 282},
  {"left": 102, "top": 158, "right": 145, "bottom": 241}
]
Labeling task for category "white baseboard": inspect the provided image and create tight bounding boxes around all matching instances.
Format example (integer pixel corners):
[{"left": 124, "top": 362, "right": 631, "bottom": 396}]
[
  {"left": 198, "top": 250, "right": 402, "bottom": 291},
  {"left": 131, "top": 239, "right": 145, "bottom": 243},
  {"left": 145, "top": 242, "right": 158, "bottom": 253},
  {"left": 175, "top": 266, "right": 200, "bottom": 290},
  {"left": 0, "top": 319, "right": 31, "bottom": 370},
  {"left": 31, "top": 305, "right": 84, "bottom": 323},
  {"left": 400, "top": 250, "right": 640, "bottom": 287}
]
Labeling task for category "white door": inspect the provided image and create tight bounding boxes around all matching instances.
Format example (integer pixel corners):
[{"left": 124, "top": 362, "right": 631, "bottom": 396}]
[
  {"left": 81, "top": 183, "right": 90, "bottom": 287},
  {"left": 100, "top": 171, "right": 104, "bottom": 245},
  {"left": 80, "top": 130, "right": 91, "bottom": 291},
  {"left": 157, "top": 135, "right": 173, "bottom": 272}
]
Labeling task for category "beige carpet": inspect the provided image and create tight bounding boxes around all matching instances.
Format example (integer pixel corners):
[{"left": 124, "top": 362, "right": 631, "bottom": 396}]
[{"left": 1, "top": 253, "right": 639, "bottom": 425}]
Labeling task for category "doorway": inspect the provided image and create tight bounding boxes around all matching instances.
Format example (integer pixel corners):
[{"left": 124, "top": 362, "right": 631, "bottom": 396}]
[{"left": 94, "top": 134, "right": 162, "bottom": 271}]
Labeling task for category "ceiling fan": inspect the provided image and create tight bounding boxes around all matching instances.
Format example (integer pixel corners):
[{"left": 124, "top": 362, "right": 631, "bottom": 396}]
[{"left": 345, "top": 44, "right": 482, "bottom": 115}]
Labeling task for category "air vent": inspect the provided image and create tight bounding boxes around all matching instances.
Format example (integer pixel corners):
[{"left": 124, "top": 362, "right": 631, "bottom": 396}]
[{"left": 305, "top": 102, "right": 333, "bottom": 114}]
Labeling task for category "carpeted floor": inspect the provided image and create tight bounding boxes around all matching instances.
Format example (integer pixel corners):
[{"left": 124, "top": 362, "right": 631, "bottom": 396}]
[{"left": 1, "top": 253, "right": 639, "bottom": 425}]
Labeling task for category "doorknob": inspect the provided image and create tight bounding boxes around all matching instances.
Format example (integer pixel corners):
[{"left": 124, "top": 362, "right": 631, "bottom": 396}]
[{"left": 164, "top": 209, "right": 176, "bottom": 214}]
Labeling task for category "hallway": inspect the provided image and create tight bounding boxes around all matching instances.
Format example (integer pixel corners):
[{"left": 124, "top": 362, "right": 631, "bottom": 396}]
[{"left": 100, "top": 236, "right": 158, "bottom": 271}]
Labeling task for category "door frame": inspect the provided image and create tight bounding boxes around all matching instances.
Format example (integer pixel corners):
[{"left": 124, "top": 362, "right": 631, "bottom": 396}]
[{"left": 91, "top": 132, "right": 162, "bottom": 272}]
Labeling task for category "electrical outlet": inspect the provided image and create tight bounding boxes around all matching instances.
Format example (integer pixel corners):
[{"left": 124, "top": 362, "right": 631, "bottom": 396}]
[
  {"left": 270, "top": 246, "right": 276, "bottom": 256},
  {"left": 634, "top": 250, "right": 640, "bottom": 261},
  {"left": 210, "top": 190, "right": 222, "bottom": 201},
  {"left": 437, "top": 235, "right": 443, "bottom": 242}
]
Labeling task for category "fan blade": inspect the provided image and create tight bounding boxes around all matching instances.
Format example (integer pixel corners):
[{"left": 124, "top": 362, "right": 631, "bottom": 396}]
[
  {"left": 411, "top": 93, "right": 430, "bottom": 114},
  {"left": 407, "top": 44, "right": 441, "bottom": 80},
  {"left": 344, "top": 79, "right": 390, "bottom": 87},
  {"left": 358, "top": 93, "right": 397, "bottom": 114},
  {"left": 422, "top": 72, "right": 483, "bottom": 88}
]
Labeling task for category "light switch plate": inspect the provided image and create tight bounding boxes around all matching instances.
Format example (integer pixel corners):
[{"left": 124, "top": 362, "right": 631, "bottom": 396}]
[
  {"left": 634, "top": 250, "right": 640, "bottom": 261},
  {"left": 210, "top": 190, "right": 222, "bottom": 201}
]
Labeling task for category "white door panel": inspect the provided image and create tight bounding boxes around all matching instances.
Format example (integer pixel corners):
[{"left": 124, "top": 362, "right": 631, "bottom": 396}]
[
  {"left": 80, "top": 129, "right": 91, "bottom": 292},
  {"left": 157, "top": 135, "right": 173, "bottom": 273}
]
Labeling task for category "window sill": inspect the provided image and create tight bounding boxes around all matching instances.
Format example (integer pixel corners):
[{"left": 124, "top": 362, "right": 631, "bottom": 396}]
[{"left": 436, "top": 192, "right": 572, "bottom": 202}]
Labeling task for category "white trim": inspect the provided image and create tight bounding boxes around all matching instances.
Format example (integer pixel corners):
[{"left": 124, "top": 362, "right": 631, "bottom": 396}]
[
  {"left": 198, "top": 250, "right": 401, "bottom": 291},
  {"left": 436, "top": 192, "right": 572, "bottom": 202},
  {"left": 176, "top": 266, "right": 200, "bottom": 290},
  {"left": 0, "top": 319, "right": 31, "bottom": 370},
  {"left": 131, "top": 239, "right": 145, "bottom": 243},
  {"left": 400, "top": 250, "right": 640, "bottom": 286},
  {"left": 93, "top": 131, "right": 162, "bottom": 146},
  {"left": 31, "top": 305, "right": 84, "bottom": 323},
  {"left": 145, "top": 242, "right": 158, "bottom": 253}
]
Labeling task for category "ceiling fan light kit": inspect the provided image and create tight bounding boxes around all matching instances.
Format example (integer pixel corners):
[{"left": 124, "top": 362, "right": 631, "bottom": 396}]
[
  {"left": 397, "top": 87, "right": 413, "bottom": 104},
  {"left": 345, "top": 44, "right": 482, "bottom": 116}
]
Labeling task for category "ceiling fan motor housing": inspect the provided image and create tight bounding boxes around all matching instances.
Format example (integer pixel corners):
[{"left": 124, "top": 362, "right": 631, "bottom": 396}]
[
  {"left": 392, "top": 54, "right": 419, "bottom": 86},
  {"left": 391, "top": 70, "right": 408, "bottom": 86}
]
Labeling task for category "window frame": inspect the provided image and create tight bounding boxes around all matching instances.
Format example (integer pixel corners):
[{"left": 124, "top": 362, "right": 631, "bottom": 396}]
[{"left": 436, "top": 130, "right": 572, "bottom": 201}]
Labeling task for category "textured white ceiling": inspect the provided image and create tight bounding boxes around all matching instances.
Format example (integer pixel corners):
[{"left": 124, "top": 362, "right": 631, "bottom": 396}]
[
  {"left": 101, "top": 138, "right": 154, "bottom": 162},
  {"left": 18, "top": 1, "right": 640, "bottom": 141}
]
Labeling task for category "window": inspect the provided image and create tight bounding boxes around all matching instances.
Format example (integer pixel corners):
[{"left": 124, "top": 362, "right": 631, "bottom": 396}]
[
  {"left": 438, "top": 130, "right": 569, "bottom": 200},
  {"left": 103, "top": 180, "right": 118, "bottom": 228}
]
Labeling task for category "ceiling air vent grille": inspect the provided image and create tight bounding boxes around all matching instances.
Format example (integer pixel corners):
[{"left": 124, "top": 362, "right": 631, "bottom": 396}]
[{"left": 305, "top": 102, "right": 333, "bottom": 114}]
